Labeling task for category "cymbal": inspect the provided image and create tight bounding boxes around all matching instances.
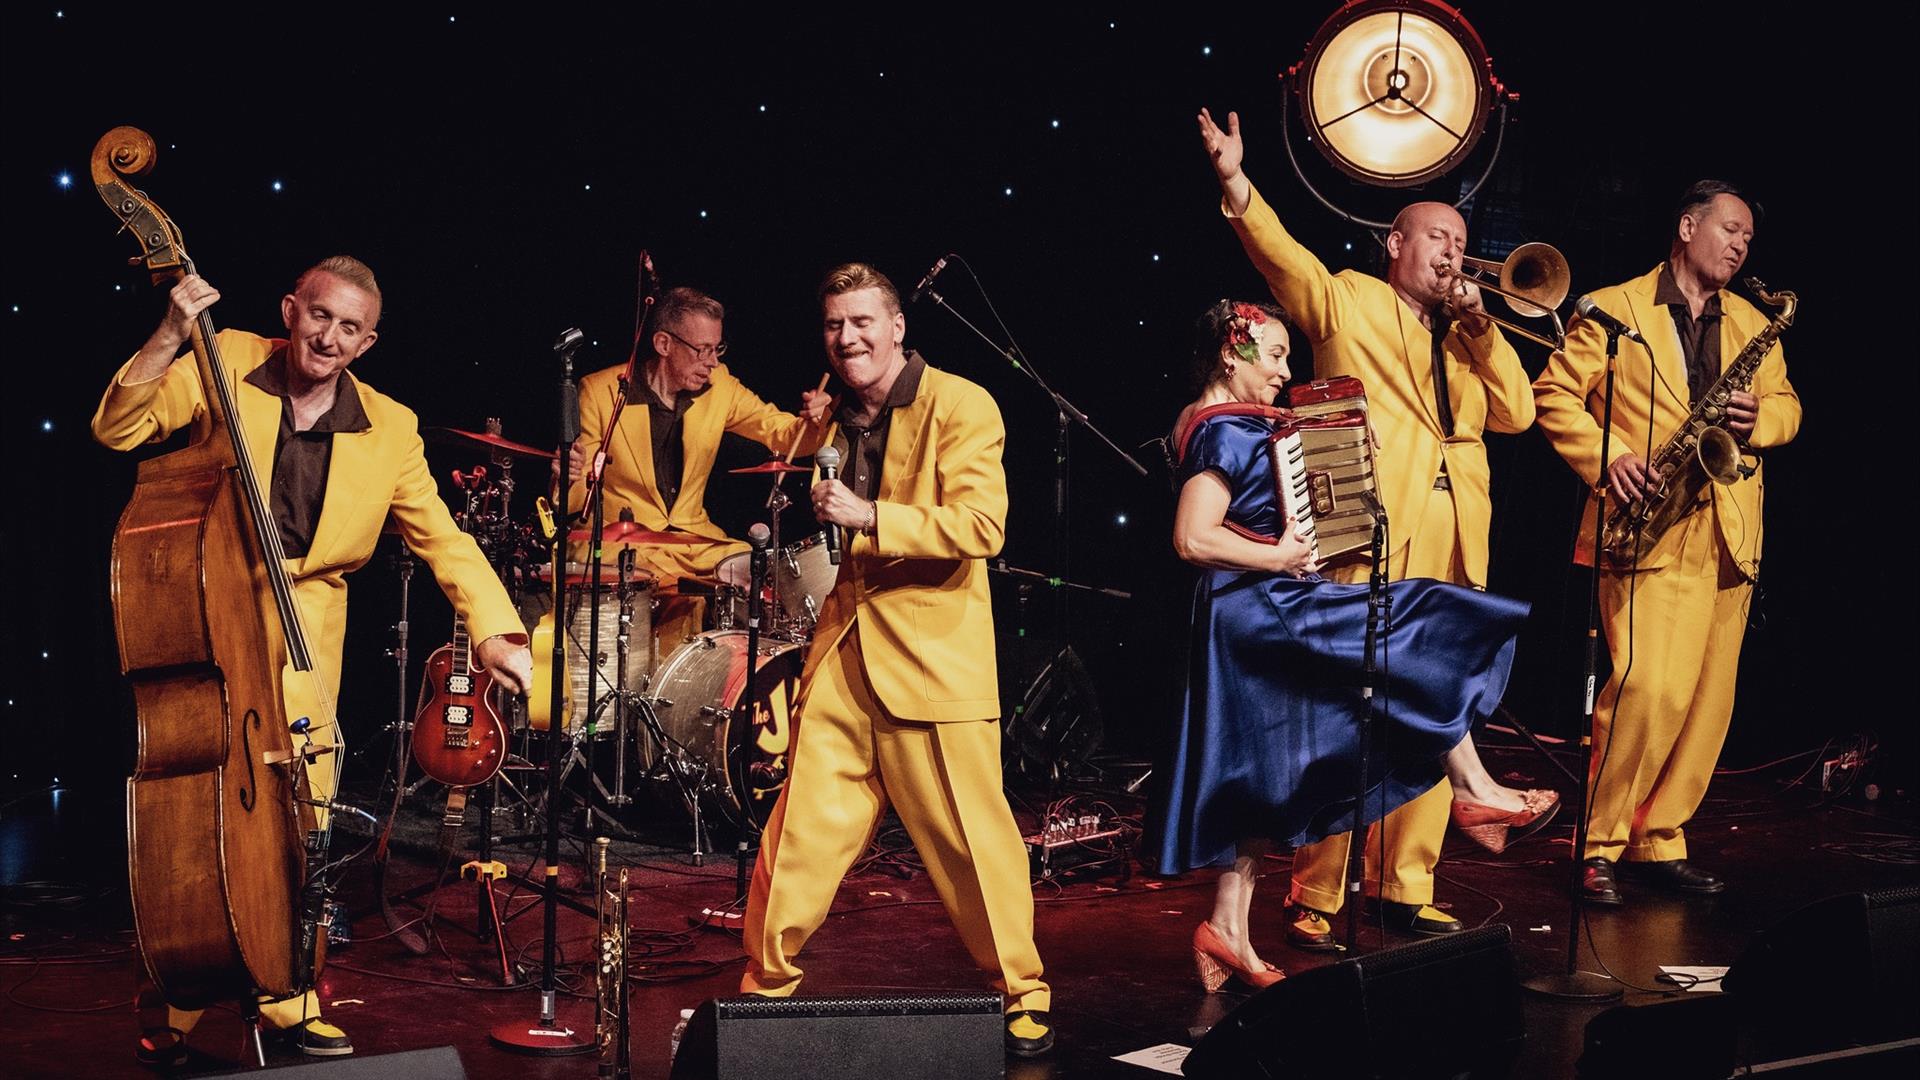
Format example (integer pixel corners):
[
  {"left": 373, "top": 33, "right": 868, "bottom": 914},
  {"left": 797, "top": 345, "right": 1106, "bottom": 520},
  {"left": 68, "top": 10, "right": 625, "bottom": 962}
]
[
  {"left": 567, "top": 521, "right": 709, "bottom": 545},
  {"left": 429, "top": 427, "right": 556, "bottom": 460},
  {"left": 728, "top": 459, "right": 810, "bottom": 475}
]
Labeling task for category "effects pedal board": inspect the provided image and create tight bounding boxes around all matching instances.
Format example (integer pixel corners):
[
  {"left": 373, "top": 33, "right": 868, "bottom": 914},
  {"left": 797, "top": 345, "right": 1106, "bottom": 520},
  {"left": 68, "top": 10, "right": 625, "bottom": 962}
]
[{"left": 1024, "top": 814, "right": 1127, "bottom": 880}]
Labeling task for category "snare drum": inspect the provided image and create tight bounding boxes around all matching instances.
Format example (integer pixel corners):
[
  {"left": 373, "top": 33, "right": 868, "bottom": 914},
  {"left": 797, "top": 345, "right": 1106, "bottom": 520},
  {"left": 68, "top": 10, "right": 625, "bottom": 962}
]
[
  {"left": 646, "top": 630, "right": 805, "bottom": 830},
  {"left": 774, "top": 532, "right": 841, "bottom": 632}
]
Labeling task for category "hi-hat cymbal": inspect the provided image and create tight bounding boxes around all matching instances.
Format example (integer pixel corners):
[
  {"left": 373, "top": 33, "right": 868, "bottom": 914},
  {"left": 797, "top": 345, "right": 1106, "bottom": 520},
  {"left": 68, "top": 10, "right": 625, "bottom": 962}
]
[
  {"left": 728, "top": 459, "right": 810, "bottom": 475},
  {"left": 567, "top": 521, "right": 709, "bottom": 545},
  {"left": 429, "top": 427, "right": 556, "bottom": 460}
]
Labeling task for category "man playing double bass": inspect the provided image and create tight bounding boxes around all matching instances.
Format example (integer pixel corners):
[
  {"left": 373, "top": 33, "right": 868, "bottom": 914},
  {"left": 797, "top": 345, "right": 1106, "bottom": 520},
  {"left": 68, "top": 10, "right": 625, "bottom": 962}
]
[{"left": 93, "top": 256, "right": 532, "bottom": 1059}]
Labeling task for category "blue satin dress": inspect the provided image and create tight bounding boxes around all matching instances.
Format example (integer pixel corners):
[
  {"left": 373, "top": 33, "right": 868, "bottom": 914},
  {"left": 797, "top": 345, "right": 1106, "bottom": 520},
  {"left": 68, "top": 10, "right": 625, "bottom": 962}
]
[{"left": 1152, "top": 410, "right": 1528, "bottom": 874}]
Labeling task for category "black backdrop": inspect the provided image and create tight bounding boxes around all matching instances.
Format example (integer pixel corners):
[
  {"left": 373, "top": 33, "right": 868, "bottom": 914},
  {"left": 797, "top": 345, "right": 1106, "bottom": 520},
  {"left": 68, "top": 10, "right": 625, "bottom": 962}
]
[{"left": 2, "top": 6, "right": 1891, "bottom": 795}]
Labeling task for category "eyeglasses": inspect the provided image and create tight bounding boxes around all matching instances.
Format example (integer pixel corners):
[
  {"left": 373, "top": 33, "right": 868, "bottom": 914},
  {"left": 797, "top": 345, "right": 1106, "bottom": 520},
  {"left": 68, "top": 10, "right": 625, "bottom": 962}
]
[{"left": 664, "top": 329, "right": 728, "bottom": 360}]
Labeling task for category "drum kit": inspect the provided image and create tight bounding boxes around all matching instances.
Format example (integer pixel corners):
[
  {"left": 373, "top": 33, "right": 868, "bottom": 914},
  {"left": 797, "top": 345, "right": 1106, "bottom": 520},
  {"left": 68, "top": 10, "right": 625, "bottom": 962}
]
[{"left": 400, "top": 422, "right": 837, "bottom": 851}]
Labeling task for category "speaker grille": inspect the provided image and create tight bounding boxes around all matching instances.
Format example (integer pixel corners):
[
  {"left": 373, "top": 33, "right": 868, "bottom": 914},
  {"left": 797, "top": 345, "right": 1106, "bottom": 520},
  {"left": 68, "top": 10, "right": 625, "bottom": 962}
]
[{"left": 714, "top": 991, "right": 1003, "bottom": 1019}]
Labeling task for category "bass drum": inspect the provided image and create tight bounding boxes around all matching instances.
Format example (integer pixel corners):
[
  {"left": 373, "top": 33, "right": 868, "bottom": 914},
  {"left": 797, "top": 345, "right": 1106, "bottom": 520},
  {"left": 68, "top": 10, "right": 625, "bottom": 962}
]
[{"left": 645, "top": 631, "right": 805, "bottom": 831}]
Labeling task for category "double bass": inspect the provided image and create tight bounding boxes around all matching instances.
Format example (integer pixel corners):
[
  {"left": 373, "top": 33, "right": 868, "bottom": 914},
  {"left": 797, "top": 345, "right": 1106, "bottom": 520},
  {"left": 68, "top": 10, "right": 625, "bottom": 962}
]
[{"left": 95, "top": 127, "right": 328, "bottom": 1009}]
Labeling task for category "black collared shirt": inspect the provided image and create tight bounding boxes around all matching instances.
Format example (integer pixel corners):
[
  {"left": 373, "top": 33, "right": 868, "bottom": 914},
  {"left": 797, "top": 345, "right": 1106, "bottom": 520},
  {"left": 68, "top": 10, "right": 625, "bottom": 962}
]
[
  {"left": 631, "top": 366, "right": 710, "bottom": 510},
  {"left": 243, "top": 349, "right": 372, "bottom": 560},
  {"left": 1654, "top": 265, "right": 1724, "bottom": 406},
  {"left": 830, "top": 351, "right": 926, "bottom": 502}
]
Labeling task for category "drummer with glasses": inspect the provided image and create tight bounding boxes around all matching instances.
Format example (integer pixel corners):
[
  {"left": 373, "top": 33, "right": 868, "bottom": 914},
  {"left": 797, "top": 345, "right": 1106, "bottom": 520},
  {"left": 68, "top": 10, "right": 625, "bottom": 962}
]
[{"left": 564, "top": 285, "right": 831, "bottom": 651}]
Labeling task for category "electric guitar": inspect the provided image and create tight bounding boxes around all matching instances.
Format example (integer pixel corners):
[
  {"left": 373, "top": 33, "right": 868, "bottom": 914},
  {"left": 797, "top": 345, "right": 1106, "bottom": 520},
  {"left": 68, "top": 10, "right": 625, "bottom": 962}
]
[{"left": 410, "top": 614, "right": 508, "bottom": 788}]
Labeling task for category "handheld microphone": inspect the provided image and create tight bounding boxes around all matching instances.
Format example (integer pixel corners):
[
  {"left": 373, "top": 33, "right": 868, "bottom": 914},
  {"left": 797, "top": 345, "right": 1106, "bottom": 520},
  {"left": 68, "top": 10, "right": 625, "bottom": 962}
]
[
  {"left": 815, "top": 445, "right": 844, "bottom": 565},
  {"left": 1574, "top": 296, "right": 1646, "bottom": 344},
  {"left": 747, "top": 523, "right": 771, "bottom": 627},
  {"left": 909, "top": 255, "right": 950, "bottom": 304}
]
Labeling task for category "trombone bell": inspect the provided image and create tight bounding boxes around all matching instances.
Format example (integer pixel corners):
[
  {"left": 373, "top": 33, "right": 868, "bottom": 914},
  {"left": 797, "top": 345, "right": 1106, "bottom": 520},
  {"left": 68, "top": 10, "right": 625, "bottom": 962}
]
[{"left": 1445, "top": 242, "right": 1570, "bottom": 348}]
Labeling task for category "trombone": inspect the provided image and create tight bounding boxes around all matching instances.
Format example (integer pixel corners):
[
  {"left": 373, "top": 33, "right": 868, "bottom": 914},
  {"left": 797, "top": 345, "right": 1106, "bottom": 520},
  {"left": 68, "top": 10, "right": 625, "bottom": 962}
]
[{"left": 1435, "top": 242, "right": 1570, "bottom": 349}]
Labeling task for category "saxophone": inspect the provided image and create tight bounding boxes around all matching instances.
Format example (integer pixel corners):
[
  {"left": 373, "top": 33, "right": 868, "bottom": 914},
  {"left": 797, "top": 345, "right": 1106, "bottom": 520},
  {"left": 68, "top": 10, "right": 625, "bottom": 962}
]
[{"left": 1599, "top": 278, "right": 1796, "bottom": 566}]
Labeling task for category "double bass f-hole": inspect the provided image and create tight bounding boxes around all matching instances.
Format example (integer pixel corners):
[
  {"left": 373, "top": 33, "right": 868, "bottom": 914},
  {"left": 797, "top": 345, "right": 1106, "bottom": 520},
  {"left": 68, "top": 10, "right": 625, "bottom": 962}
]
[{"left": 238, "top": 708, "right": 262, "bottom": 812}]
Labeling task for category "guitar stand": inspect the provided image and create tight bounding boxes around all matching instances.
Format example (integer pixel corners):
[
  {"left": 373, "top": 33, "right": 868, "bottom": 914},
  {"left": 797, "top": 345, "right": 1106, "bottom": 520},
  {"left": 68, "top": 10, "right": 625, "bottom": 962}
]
[{"left": 392, "top": 774, "right": 597, "bottom": 939}]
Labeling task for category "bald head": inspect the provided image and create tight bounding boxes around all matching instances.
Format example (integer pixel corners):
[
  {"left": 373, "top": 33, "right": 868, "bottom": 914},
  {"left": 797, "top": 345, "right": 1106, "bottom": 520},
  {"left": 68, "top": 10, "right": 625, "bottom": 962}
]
[{"left": 1385, "top": 201, "right": 1468, "bottom": 309}]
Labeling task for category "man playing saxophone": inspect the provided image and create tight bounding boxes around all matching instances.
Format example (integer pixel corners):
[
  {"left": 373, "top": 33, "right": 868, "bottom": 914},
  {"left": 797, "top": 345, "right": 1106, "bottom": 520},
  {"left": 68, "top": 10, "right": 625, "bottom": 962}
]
[{"left": 1533, "top": 180, "right": 1801, "bottom": 905}]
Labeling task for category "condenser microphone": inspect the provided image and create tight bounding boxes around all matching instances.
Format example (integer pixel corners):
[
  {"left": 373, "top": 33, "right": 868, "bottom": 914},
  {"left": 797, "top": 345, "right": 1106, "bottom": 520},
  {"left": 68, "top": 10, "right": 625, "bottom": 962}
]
[{"left": 909, "top": 255, "right": 950, "bottom": 304}]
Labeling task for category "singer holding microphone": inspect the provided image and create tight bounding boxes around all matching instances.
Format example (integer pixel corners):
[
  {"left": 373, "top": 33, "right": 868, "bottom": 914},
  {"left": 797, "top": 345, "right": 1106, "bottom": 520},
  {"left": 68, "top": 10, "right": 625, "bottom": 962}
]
[
  {"left": 740, "top": 262, "right": 1054, "bottom": 1058},
  {"left": 1198, "top": 107, "right": 1554, "bottom": 947},
  {"left": 1532, "top": 181, "right": 1800, "bottom": 905}
]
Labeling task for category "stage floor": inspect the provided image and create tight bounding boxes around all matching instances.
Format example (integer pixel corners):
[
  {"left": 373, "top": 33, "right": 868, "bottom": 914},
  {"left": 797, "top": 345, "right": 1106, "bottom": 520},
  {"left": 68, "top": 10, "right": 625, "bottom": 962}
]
[{"left": 2, "top": 741, "right": 1913, "bottom": 1079}]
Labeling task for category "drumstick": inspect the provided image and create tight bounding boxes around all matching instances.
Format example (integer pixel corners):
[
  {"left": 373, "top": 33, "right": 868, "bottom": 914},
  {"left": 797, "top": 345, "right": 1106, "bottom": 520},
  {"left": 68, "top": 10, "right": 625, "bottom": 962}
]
[{"left": 782, "top": 373, "right": 833, "bottom": 464}]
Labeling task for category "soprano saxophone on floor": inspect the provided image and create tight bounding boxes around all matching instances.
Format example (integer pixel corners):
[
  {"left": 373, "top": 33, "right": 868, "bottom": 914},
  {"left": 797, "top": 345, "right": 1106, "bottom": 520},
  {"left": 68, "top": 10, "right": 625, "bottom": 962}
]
[
  {"left": 1600, "top": 278, "right": 1797, "bottom": 566},
  {"left": 594, "top": 837, "right": 631, "bottom": 1079}
]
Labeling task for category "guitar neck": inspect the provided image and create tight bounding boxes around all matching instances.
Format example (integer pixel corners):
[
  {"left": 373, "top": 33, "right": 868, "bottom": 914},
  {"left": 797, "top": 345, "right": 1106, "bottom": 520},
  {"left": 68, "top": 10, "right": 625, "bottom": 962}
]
[{"left": 451, "top": 614, "right": 470, "bottom": 678}]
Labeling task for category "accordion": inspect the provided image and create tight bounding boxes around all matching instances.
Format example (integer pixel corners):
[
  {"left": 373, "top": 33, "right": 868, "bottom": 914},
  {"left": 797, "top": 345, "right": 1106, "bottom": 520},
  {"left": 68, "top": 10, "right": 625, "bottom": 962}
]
[{"left": 1268, "top": 377, "right": 1379, "bottom": 563}]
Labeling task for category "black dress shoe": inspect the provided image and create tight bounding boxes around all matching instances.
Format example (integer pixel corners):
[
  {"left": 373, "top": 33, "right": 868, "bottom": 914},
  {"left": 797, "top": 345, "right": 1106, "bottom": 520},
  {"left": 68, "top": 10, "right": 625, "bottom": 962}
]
[
  {"left": 1005, "top": 1009, "right": 1054, "bottom": 1058},
  {"left": 1369, "top": 899, "right": 1463, "bottom": 935},
  {"left": 1624, "top": 859, "right": 1725, "bottom": 895},
  {"left": 1579, "top": 857, "right": 1623, "bottom": 906}
]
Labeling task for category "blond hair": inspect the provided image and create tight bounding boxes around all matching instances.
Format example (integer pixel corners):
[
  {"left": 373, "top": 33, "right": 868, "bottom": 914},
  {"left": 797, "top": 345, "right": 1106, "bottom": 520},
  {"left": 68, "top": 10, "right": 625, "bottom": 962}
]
[
  {"left": 817, "top": 262, "right": 901, "bottom": 314},
  {"left": 296, "top": 255, "right": 383, "bottom": 325}
]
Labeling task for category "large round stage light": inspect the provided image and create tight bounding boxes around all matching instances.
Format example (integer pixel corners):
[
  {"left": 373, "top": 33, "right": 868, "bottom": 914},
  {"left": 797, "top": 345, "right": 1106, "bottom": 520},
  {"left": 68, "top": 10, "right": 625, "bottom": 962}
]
[{"left": 1292, "top": 0, "right": 1498, "bottom": 187}]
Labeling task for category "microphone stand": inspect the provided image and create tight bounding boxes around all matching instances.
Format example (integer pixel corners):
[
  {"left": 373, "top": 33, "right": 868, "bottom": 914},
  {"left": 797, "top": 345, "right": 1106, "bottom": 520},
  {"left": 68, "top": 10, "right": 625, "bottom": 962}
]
[
  {"left": 920, "top": 270, "right": 1146, "bottom": 731},
  {"left": 1345, "top": 509, "right": 1390, "bottom": 949},
  {"left": 491, "top": 328, "right": 596, "bottom": 1056},
  {"left": 1522, "top": 326, "right": 1630, "bottom": 1003}
]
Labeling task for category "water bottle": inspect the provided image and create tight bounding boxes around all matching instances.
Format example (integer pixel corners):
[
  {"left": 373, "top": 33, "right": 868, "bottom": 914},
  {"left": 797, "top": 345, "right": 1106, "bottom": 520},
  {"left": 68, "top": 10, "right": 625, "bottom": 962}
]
[{"left": 668, "top": 1007, "right": 695, "bottom": 1059}]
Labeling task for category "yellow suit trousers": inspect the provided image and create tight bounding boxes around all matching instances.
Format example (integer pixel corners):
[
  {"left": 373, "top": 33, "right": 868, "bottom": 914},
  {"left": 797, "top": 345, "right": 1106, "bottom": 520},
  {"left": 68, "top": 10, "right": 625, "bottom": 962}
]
[
  {"left": 1289, "top": 484, "right": 1463, "bottom": 910},
  {"left": 1588, "top": 506, "right": 1749, "bottom": 863},
  {"left": 741, "top": 625, "right": 1049, "bottom": 1013}
]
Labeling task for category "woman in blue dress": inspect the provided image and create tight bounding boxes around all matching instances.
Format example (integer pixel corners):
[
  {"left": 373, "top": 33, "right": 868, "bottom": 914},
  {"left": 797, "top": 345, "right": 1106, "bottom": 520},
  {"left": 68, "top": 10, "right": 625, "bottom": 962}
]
[{"left": 1156, "top": 300, "right": 1553, "bottom": 990}]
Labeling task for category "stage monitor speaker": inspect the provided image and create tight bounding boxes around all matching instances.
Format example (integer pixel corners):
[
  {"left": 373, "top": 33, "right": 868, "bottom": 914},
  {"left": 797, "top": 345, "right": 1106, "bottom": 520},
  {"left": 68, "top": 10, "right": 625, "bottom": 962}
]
[
  {"left": 1004, "top": 644, "right": 1104, "bottom": 783},
  {"left": 1726, "top": 884, "right": 1920, "bottom": 1059},
  {"left": 207, "top": 1045, "right": 466, "bottom": 1077},
  {"left": 1577, "top": 996, "right": 1737, "bottom": 1080},
  {"left": 666, "top": 991, "right": 1004, "bottom": 1080},
  {"left": 1184, "top": 924, "right": 1523, "bottom": 1079}
]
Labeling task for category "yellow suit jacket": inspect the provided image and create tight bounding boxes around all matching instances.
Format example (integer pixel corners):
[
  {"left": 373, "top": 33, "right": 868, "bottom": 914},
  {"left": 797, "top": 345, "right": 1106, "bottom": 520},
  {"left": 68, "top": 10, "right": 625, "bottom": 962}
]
[
  {"left": 92, "top": 330, "right": 524, "bottom": 698},
  {"left": 566, "top": 362, "right": 825, "bottom": 565},
  {"left": 1227, "top": 184, "right": 1535, "bottom": 587},
  {"left": 1532, "top": 264, "right": 1801, "bottom": 578},
  {"left": 804, "top": 363, "right": 1007, "bottom": 723}
]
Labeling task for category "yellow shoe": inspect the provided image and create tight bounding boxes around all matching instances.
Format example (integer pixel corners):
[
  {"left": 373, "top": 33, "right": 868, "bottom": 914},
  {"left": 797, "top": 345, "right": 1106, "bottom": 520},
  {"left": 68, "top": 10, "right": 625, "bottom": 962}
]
[
  {"left": 1004, "top": 1010, "right": 1054, "bottom": 1057},
  {"left": 281, "top": 1017, "right": 353, "bottom": 1057},
  {"left": 1370, "top": 899, "right": 1463, "bottom": 936},
  {"left": 1283, "top": 903, "right": 1338, "bottom": 952}
]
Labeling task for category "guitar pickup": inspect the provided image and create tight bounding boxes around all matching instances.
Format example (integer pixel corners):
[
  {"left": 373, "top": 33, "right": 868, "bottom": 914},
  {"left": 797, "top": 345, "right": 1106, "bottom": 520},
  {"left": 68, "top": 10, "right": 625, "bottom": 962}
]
[
  {"left": 446, "top": 674, "right": 473, "bottom": 695},
  {"left": 444, "top": 705, "right": 472, "bottom": 728}
]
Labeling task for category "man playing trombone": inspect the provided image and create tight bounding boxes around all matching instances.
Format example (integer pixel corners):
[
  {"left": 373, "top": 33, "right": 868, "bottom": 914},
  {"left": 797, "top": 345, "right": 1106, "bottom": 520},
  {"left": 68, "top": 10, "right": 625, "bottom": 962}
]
[{"left": 1199, "top": 107, "right": 1550, "bottom": 947}]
